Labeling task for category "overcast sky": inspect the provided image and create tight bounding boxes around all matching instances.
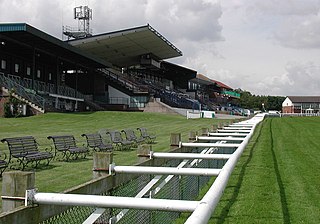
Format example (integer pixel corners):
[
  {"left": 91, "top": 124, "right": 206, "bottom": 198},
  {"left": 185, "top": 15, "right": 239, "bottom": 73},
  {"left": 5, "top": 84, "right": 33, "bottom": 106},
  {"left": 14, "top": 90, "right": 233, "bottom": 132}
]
[{"left": 1, "top": 0, "right": 319, "bottom": 96}]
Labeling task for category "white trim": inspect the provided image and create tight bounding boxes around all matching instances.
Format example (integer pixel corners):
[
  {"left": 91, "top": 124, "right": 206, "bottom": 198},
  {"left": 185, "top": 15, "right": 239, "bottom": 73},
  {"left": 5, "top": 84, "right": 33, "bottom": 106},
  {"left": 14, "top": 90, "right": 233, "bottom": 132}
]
[{"left": 49, "top": 93, "right": 84, "bottom": 101}]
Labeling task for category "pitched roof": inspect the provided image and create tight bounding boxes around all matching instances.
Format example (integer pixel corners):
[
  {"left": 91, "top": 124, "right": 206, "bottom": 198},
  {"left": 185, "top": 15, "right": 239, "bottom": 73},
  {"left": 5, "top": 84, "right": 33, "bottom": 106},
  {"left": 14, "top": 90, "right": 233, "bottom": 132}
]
[{"left": 288, "top": 96, "right": 320, "bottom": 103}]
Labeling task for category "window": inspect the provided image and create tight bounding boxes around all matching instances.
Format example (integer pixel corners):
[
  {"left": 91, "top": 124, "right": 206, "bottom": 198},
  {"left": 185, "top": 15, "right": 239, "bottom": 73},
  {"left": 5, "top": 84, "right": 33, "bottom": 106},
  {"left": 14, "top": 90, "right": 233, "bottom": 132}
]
[
  {"left": 14, "top": 64, "right": 19, "bottom": 73},
  {"left": 26, "top": 67, "right": 31, "bottom": 76},
  {"left": 1, "top": 60, "right": 6, "bottom": 69},
  {"left": 37, "top": 69, "right": 41, "bottom": 78},
  {"left": 48, "top": 73, "right": 52, "bottom": 81}
]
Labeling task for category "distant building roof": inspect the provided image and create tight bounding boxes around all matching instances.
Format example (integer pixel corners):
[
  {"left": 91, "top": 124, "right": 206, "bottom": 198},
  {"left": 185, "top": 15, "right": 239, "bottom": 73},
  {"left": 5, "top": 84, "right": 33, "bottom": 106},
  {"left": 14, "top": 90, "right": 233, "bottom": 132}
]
[
  {"left": 287, "top": 96, "right": 320, "bottom": 103},
  {"left": 210, "top": 79, "right": 232, "bottom": 90},
  {"left": 191, "top": 74, "right": 213, "bottom": 85},
  {"left": 190, "top": 74, "right": 233, "bottom": 90}
]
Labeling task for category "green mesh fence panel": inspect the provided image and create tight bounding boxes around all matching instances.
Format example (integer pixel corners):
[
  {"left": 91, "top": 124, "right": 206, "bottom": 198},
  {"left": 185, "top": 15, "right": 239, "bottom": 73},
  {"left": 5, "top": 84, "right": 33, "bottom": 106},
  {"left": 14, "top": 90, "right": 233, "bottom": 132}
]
[{"left": 39, "top": 148, "right": 232, "bottom": 224}]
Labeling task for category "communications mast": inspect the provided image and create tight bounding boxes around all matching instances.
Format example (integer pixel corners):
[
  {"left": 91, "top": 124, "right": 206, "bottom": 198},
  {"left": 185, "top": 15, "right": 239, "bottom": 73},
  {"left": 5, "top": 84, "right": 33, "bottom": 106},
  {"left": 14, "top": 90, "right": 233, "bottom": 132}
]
[{"left": 63, "top": 6, "right": 93, "bottom": 40}]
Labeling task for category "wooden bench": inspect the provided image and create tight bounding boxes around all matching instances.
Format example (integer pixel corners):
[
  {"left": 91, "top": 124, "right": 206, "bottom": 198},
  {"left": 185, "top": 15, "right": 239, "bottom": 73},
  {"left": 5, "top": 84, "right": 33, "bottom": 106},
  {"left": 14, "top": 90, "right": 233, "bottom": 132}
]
[
  {"left": 1, "top": 136, "right": 53, "bottom": 170},
  {"left": 106, "top": 130, "right": 134, "bottom": 150},
  {"left": 122, "top": 129, "right": 145, "bottom": 146},
  {"left": 0, "top": 152, "right": 8, "bottom": 176},
  {"left": 47, "top": 135, "right": 89, "bottom": 161},
  {"left": 137, "top": 127, "right": 156, "bottom": 143},
  {"left": 81, "top": 133, "right": 113, "bottom": 152}
]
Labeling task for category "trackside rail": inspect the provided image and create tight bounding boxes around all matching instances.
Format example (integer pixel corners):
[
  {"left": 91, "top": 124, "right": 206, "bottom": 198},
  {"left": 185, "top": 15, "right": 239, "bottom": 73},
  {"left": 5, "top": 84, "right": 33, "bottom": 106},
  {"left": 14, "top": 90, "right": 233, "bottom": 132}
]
[
  {"left": 185, "top": 114, "right": 265, "bottom": 223},
  {"left": 23, "top": 114, "right": 265, "bottom": 224}
]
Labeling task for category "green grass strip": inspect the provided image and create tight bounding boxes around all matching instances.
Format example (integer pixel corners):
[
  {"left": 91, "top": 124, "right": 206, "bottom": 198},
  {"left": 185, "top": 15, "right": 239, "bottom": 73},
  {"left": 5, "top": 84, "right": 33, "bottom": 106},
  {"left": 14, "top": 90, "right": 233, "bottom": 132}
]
[
  {"left": 210, "top": 117, "right": 320, "bottom": 223},
  {"left": 176, "top": 117, "right": 320, "bottom": 223},
  {"left": 0, "top": 111, "right": 229, "bottom": 212}
]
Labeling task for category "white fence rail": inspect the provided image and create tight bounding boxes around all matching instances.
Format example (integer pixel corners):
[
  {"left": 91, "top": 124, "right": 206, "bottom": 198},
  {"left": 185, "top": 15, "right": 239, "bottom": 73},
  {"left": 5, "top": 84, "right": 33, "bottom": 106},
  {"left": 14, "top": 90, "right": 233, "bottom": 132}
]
[{"left": 24, "top": 113, "right": 265, "bottom": 224}]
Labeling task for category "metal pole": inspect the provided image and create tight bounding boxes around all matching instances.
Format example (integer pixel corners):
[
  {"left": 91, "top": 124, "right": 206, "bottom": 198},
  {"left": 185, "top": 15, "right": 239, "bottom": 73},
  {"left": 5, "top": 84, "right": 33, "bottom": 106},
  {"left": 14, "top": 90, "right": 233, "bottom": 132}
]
[
  {"left": 208, "top": 133, "right": 248, "bottom": 137},
  {"left": 179, "top": 142, "right": 241, "bottom": 148},
  {"left": 151, "top": 152, "right": 231, "bottom": 160},
  {"left": 112, "top": 166, "right": 221, "bottom": 176},
  {"left": 229, "top": 124, "right": 253, "bottom": 127},
  {"left": 223, "top": 127, "right": 252, "bottom": 130},
  {"left": 217, "top": 129, "right": 251, "bottom": 133},
  {"left": 196, "top": 136, "right": 245, "bottom": 141},
  {"left": 27, "top": 192, "right": 198, "bottom": 212}
]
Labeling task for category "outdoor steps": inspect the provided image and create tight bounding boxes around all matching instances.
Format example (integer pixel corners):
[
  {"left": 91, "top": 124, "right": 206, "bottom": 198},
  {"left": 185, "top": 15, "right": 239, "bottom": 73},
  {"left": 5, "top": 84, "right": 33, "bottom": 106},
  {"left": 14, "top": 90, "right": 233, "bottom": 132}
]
[{"left": 1, "top": 87, "right": 45, "bottom": 114}]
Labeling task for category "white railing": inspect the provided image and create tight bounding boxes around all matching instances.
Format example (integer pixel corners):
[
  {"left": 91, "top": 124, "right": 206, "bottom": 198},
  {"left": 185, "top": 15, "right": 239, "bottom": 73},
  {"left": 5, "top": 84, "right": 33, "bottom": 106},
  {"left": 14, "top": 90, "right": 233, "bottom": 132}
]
[
  {"left": 24, "top": 114, "right": 265, "bottom": 224},
  {"left": 281, "top": 113, "right": 320, "bottom": 117}
]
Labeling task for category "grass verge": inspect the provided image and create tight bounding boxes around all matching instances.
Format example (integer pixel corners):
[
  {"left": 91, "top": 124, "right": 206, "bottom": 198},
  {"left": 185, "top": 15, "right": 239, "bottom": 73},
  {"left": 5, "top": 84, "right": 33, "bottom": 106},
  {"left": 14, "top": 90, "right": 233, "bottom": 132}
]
[{"left": 0, "top": 111, "right": 230, "bottom": 212}]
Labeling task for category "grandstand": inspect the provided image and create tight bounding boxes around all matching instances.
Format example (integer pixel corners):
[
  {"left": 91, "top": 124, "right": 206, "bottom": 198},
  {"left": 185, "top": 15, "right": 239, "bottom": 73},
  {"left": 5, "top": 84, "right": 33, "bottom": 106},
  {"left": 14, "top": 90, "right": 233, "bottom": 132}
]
[{"left": 0, "top": 20, "right": 239, "bottom": 116}]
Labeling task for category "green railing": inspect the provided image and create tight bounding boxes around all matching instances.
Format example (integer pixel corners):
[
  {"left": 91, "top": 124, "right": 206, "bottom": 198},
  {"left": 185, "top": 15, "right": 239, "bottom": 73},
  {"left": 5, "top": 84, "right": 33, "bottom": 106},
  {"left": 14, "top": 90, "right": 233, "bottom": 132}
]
[
  {"left": 0, "top": 73, "right": 46, "bottom": 111},
  {"left": 222, "top": 90, "right": 240, "bottom": 98}
]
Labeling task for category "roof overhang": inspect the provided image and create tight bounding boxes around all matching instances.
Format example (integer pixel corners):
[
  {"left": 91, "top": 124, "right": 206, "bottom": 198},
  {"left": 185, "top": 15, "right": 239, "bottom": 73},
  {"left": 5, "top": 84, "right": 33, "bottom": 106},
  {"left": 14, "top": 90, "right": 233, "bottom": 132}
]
[
  {"left": 288, "top": 96, "right": 320, "bottom": 103},
  {"left": 0, "top": 23, "right": 109, "bottom": 68},
  {"left": 161, "top": 61, "right": 197, "bottom": 89},
  {"left": 68, "top": 24, "right": 183, "bottom": 68},
  {"left": 190, "top": 74, "right": 214, "bottom": 85}
]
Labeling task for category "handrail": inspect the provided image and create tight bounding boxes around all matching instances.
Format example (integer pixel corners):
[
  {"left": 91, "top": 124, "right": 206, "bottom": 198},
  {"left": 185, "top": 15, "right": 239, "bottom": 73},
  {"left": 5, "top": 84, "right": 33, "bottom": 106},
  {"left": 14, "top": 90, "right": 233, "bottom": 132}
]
[
  {"left": 98, "top": 68, "right": 148, "bottom": 93},
  {"left": 1, "top": 73, "right": 84, "bottom": 99},
  {"left": 0, "top": 73, "right": 46, "bottom": 110}
]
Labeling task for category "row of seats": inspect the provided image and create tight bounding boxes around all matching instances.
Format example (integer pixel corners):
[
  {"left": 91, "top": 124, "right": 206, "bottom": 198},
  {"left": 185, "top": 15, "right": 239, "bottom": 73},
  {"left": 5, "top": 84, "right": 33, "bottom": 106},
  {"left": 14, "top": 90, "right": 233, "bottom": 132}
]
[{"left": 0, "top": 127, "right": 156, "bottom": 172}]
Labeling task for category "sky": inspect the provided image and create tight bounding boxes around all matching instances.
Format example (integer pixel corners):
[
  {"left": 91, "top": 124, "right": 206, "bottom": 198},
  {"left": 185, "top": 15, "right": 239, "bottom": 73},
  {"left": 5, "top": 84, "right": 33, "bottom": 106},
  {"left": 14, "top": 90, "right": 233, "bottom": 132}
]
[{"left": 0, "top": 0, "right": 319, "bottom": 96}]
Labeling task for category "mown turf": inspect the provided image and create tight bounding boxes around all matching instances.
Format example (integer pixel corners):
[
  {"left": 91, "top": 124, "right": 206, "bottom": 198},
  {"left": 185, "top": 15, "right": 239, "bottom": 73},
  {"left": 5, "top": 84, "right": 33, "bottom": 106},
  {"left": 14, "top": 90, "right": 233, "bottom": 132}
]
[
  {"left": 210, "top": 117, "right": 320, "bottom": 223},
  {"left": 0, "top": 111, "right": 230, "bottom": 212}
]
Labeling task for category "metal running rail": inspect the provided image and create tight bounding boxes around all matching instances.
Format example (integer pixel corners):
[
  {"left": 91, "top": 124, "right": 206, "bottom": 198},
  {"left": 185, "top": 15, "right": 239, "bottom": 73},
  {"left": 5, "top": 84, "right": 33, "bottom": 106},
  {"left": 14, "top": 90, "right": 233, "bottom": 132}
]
[
  {"left": 185, "top": 114, "right": 265, "bottom": 223},
  {"left": 24, "top": 114, "right": 265, "bottom": 224}
]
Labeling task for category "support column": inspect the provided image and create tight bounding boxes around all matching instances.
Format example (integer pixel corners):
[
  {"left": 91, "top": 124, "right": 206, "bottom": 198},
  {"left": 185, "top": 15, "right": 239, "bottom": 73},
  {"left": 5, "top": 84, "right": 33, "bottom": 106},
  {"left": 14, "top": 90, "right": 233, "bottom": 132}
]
[
  {"left": 188, "top": 131, "right": 196, "bottom": 142},
  {"left": 93, "top": 152, "right": 113, "bottom": 179},
  {"left": 1, "top": 171, "right": 35, "bottom": 212},
  {"left": 137, "top": 144, "right": 151, "bottom": 163},
  {"left": 170, "top": 133, "right": 181, "bottom": 150},
  {"left": 32, "top": 47, "right": 36, "bottom": 89},
  {"left": 201, "top": 128, "right": 209, "bottom": 136},
  {"left": 211, "top": 124, "right": 218, "bottom": 132}
]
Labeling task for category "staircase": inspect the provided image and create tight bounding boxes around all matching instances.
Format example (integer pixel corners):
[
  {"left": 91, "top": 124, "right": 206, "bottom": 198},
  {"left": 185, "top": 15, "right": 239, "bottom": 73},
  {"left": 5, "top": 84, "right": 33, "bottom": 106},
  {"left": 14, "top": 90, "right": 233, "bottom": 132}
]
[
  {"left": 98, "top": 68, "right": 148, "bottom": 96},
  {"left": 0, "top": 74, "right": 46, "bottom": 113}
]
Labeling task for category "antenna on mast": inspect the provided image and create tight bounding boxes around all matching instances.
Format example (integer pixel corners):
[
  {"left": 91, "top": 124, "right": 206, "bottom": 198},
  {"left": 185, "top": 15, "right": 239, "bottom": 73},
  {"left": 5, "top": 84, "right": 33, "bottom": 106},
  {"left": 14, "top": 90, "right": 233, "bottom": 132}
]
[{"left": 63, "top": 5, "right": 93, "bottom": 40}]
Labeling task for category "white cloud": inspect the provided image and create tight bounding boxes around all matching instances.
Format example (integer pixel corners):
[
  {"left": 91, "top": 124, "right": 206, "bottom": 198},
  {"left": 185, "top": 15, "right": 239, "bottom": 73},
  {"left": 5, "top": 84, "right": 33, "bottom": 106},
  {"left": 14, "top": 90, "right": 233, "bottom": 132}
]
[
  {"left": 273, "top": 15, "right": 320, "bottom": 48},
  {"left": 0, "top": 0, "right": 319, "bottom": 96},
  {"left": 246, "top": 0, "right": 320, "bottom": 16},
  {"left": 254, "top": 61, "right": 320, "bottom": 95},
  {"left": 144, "top": 0, "right": 223, "bottom": 42}
]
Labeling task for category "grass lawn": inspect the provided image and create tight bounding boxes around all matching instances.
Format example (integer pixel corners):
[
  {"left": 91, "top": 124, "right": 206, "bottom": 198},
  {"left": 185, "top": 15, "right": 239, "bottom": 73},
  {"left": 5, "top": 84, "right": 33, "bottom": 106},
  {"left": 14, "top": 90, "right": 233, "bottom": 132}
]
[
  {"left": 0, "top": 111, "right": 230, "bottom": 212},
  {"left": 205, "top": 117, "right": 319, "bottom": 223}
]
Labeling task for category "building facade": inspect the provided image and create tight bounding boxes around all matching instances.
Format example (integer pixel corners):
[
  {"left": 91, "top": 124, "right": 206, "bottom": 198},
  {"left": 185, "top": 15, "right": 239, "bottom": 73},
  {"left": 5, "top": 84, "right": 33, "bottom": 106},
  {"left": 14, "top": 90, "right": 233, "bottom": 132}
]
[{"left": 282, "top": 96, "right": 320, "bottom": 114}]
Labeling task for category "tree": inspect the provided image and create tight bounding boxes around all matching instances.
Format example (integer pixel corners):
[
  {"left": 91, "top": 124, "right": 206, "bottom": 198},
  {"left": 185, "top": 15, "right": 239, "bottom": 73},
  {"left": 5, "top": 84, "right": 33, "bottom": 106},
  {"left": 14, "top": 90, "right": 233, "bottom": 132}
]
[{"left": 233, "top": 89, "right": 285, "bottom": 111}]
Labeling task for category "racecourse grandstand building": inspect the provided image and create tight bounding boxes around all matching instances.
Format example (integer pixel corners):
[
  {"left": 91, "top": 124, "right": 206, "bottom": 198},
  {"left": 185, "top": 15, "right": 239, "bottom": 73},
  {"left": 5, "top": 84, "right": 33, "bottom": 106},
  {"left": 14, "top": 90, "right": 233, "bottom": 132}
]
[
  {"left": 0, "top": 22, "right": 238, "bottom": 116},
  {"left": 188, "top": 74, "right": 240, "bottom": 111}
]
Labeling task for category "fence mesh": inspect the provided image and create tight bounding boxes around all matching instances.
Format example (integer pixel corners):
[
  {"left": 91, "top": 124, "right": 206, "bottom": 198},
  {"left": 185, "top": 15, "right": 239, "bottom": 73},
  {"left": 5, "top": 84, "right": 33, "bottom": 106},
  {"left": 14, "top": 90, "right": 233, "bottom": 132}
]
[{"left": 40, "top": 147, "right": 230, "bottom": 224}]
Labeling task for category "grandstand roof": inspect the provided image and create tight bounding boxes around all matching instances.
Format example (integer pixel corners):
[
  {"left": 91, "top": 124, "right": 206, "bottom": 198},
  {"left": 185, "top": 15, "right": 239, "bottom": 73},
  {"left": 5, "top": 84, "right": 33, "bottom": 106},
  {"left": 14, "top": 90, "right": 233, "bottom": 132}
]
[
  {"left": 161, "top": 62, "right": 197, "bottom": 89},
  {"left": 211, "top": 79, "right": 233, "bottom": 90},
  {"left": 68, "top": 24, "right": 183, "bottom": 68},
  {"left": 191, "top": 74, "right": 214, "bottom": 85},
  {"left": 190, "top": 74, "right": 233, "bottom": 90},
  {"left": 287, "top": 96, "right": 320, "bottom": 103},
  {"left": 0, "top": 23, "right": 109, "bottom": 68}
]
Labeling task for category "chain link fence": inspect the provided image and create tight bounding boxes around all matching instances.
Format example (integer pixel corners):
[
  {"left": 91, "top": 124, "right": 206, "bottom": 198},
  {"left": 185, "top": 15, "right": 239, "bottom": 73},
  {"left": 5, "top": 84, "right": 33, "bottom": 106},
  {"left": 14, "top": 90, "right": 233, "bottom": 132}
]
[{"left": 40, "top": 147, "right": 231, "bottom": 224}]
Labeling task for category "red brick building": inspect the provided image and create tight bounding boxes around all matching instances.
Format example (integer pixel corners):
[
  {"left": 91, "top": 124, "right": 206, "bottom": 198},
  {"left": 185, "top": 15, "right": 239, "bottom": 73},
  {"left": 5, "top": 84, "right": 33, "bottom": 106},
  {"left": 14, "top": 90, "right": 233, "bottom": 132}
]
[{"left": 282, "top": 96, "right": 320, "bottom": 114}]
